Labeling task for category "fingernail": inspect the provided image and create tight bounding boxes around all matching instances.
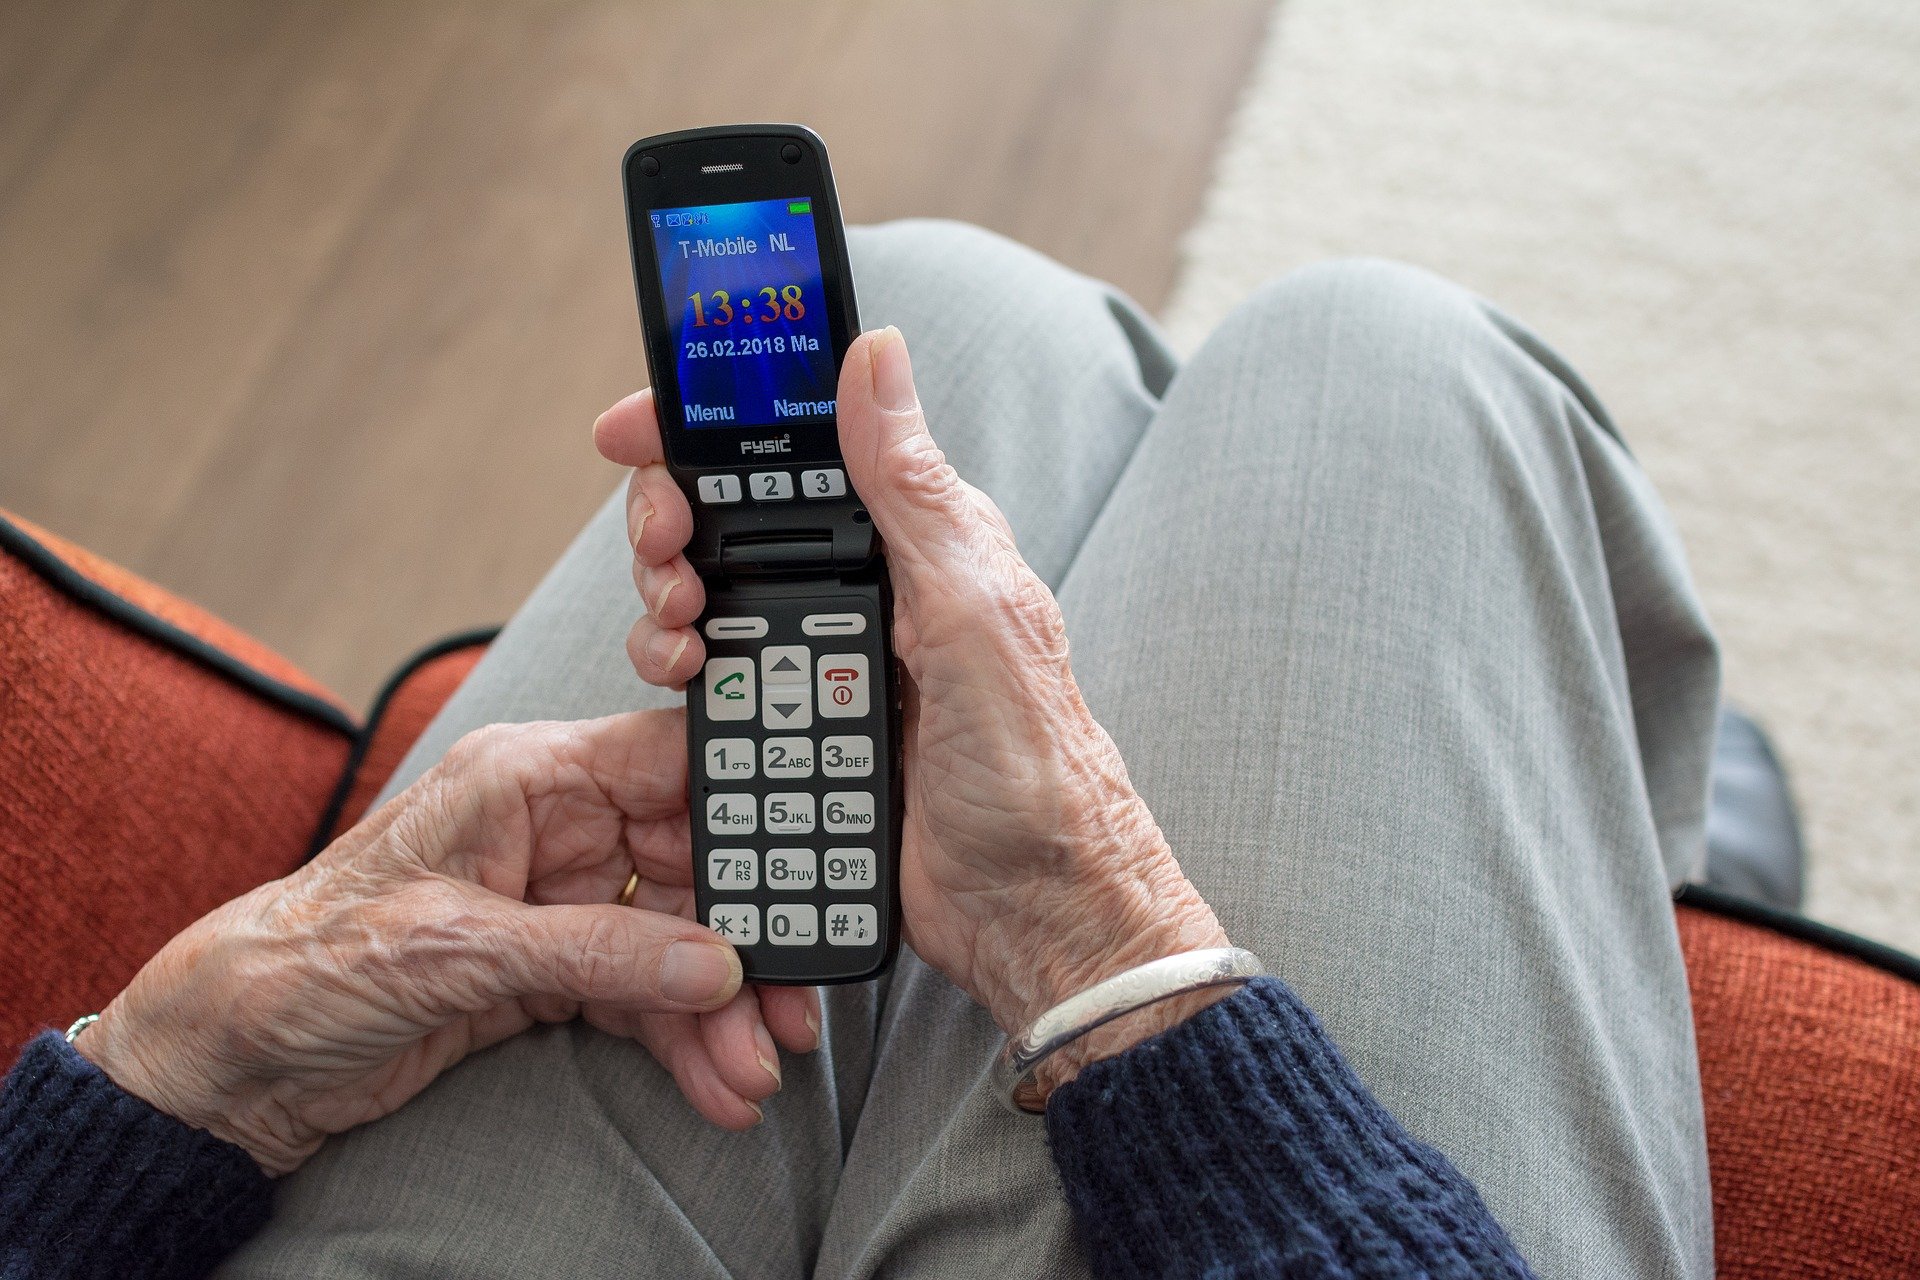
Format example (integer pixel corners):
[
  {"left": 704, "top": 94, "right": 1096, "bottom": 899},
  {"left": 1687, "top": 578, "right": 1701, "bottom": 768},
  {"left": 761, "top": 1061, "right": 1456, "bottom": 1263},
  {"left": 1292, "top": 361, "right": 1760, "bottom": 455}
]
[
  {"left": 661, "top": 941, "right": 737, "bottom": 1004},
  {"left": 755, "top": 1023, "right": 782, "bottom": 1087},
  {"left": 649, "top": 571, "right": 679, "bottom": 618},
  {"left": 646, "top": 628, "right": 688, "bottom": 672},
  {"left": 804, "top": 1008, "right": 821, "bottom": 1052},
  {"left": 870, "top": 326, "right": 916, "bottom": 413},
  {"left": 745, "top": 1099, "right": 764, "bottom": 1126},
  {"left": 631, "top": 501, "right": 652, "bottom": 553}
]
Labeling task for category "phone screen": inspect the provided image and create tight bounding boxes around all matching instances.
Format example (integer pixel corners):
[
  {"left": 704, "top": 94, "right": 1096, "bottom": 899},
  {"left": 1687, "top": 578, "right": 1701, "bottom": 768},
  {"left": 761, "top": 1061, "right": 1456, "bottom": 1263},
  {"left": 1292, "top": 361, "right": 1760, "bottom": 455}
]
[{"left": 648, "top": 197, "right": 837, "bottom": 433}]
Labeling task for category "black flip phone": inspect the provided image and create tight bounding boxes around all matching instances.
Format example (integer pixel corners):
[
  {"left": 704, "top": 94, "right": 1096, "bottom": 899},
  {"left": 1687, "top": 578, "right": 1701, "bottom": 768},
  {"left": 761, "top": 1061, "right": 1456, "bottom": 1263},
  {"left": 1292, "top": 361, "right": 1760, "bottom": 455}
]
[{"left": 621, "top": 124, "right": 901, "bottom": 984}]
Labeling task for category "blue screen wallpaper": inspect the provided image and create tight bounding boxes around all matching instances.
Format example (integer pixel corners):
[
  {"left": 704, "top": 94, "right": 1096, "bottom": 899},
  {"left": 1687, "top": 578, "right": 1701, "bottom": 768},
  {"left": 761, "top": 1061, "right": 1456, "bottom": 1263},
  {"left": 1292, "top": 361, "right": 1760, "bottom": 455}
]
[{"left": 650, "top": 197, "right": 836, "bottom": 431}]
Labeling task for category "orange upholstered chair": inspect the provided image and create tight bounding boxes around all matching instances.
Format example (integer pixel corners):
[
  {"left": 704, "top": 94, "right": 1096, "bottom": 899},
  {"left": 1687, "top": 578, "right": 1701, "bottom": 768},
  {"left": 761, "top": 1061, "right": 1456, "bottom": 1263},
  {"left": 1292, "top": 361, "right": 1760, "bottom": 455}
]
[{"left": 1, "top": 509, "right": 1915, "bottom": 1278}]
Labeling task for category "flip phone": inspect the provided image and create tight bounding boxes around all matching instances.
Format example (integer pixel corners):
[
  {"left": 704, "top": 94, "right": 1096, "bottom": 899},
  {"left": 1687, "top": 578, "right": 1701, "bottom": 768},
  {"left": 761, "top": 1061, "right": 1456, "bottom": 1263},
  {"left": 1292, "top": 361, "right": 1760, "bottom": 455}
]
[{"left": 622, "top": 124, "right": 902, "bottom": 983}]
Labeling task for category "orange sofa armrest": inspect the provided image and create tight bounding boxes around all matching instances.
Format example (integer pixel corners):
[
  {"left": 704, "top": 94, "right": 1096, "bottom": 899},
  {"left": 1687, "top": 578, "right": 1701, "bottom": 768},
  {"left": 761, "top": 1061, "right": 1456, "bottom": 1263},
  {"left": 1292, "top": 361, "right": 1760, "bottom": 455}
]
[
  {"left": 1678, "top": 885, "right": 1920, "bottom": 1279},
  {"left": 0, "top": 512, "right": 356, "bottom": 1056}
]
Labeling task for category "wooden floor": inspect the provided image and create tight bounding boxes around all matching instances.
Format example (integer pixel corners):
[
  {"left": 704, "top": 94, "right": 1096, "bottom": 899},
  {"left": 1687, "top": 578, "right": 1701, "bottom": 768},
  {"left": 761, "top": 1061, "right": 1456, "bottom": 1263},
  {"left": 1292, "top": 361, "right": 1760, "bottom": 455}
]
[{"left": 0, "top": 0, "right": 1270, "bottom": 706}]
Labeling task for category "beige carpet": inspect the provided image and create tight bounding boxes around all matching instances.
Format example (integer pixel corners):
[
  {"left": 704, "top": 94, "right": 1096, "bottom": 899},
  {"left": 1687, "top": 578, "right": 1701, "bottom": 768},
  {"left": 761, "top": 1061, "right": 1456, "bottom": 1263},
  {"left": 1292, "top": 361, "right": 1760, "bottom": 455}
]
[{"left": 1163, "top": 0, "right": 1920, "bottom": 949}]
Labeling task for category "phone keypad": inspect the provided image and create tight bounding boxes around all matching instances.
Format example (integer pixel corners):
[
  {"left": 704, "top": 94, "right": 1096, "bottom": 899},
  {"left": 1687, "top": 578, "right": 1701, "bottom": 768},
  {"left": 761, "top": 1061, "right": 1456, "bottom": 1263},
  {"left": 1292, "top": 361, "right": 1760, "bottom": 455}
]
[{"left": 690, "top": 593, "right": 891, "bottom": 970}]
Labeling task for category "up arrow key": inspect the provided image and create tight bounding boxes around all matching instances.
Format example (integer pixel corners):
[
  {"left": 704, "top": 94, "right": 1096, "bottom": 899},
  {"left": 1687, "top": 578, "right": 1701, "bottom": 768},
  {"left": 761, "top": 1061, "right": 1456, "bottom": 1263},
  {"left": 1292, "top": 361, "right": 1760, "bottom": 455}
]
[{"left": 762, "top": 645, "right": 810, "bottom": 685}]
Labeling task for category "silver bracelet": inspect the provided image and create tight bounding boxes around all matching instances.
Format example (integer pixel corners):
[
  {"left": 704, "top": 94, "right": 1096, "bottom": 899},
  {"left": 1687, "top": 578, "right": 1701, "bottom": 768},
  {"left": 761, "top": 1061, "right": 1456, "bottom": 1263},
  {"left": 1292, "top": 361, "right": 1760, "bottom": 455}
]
[
  {"left": 993, "top": 947, "right": 1265, "bottom": 1114},
  {"left": 65, "top": 1014, "right": 101, "bottom": 1044}
]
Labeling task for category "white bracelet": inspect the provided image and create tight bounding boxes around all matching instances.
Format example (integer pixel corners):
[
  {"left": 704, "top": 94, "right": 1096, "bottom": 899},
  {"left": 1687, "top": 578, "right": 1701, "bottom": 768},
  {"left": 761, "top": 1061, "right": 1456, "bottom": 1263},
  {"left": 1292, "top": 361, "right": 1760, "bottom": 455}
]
[
  {"left": 992, "top": 947, "right": 1265, "bottom": 1114},
  {"left": 65, "top": 1013, "right": 100, "bottom": 1044}
]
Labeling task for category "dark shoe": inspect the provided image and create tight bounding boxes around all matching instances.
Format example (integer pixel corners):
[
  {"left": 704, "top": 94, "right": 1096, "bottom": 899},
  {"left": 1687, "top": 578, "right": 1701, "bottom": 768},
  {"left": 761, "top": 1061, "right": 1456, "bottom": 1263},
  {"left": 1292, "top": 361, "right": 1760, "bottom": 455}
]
[{"left": 1703, "top": 706, "right": 1807, "bottom": 910}]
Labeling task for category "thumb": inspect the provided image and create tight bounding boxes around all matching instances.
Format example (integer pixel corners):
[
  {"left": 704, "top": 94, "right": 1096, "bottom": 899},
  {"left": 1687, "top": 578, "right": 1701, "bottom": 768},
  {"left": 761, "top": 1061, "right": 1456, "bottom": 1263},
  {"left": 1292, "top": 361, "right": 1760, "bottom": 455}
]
[
  {"left": 837, "top": 327, "right": 982, "bottom": 578},
  {"left": 491, "top": 903, "right": 743, "bottom": 1012}
]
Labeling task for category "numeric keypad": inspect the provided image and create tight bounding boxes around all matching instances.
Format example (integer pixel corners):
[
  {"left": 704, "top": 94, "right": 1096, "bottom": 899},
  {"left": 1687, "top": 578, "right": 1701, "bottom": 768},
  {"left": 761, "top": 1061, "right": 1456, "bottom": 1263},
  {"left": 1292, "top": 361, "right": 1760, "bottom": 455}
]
[{"left": 689, "top": 592, "right": 891, "bottom": 975}]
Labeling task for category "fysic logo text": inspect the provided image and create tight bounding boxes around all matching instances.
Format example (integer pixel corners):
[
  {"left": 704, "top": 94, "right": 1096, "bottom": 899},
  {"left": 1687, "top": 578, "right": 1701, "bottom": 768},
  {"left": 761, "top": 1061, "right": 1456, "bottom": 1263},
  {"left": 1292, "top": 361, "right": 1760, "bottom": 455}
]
[{"left": 741, "top": 435, "right": 793, "bottom": 455}]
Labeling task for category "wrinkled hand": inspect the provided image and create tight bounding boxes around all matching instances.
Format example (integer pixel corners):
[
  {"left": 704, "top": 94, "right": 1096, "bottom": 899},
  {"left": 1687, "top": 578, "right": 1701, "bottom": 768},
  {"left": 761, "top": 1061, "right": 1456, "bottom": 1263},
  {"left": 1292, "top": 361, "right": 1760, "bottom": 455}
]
[
  {"left": 597, "top": 328, "right": 1228, "bottom": 1090},
  {"left": 80, "top": 712, "right": 819, "bottom": 1174}
]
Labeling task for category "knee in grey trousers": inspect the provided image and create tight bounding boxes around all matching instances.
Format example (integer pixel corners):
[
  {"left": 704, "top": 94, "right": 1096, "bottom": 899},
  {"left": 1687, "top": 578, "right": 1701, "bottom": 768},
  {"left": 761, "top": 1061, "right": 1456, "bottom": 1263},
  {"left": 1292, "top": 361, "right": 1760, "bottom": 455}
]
[{"left": 221, "top": 222, "right": 1717, "bottom": 1280}]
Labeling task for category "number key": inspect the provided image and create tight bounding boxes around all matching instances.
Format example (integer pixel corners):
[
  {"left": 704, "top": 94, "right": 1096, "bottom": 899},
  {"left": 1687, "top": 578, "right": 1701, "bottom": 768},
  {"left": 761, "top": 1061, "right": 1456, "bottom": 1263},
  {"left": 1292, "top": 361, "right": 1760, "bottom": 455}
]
[
  {"left": 706, "top": 793, "right": 757, "bottom": 835},
  {"left": 696, "top": 475, "right": 742, "bottom": 505},
  {"left": 824, "top": 847, "right": 874, "bottom": 890},
  {"left": 750, "top": 471, "right": 794, "bottom": 501},
  {"left": 705, "top": 738, "right": 756, "bottom": 779},
  {"left": 764, "top": 792, "right": 817, "bottom": 834},
  {"left": 765, "top": 848, "right": 818, "bottom": 891},
  {"left": 762, "top": 736, "right": 814, "bottom": 778},
  {"left": 821, "top": 735, "right": 873, "bottom": 778},
  {"left": 708, "top": 849, "right": 758, "bottom": 890},
  {"left": 767, "top": 903, "right": 819, "bottom": 947},
  {"left": 822, "top": 791, "right": 875, "bottom": 833},
  {"left": 801, "top": 468, "right": 846, "bottom": 498}
]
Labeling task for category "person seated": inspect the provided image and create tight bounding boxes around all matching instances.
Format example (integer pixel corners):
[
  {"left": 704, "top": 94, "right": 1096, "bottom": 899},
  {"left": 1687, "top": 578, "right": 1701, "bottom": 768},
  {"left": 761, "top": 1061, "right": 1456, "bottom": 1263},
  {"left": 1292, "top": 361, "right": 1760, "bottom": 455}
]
[{"left": 0, "top": 223, "right": 1718, "bottom": 1279}]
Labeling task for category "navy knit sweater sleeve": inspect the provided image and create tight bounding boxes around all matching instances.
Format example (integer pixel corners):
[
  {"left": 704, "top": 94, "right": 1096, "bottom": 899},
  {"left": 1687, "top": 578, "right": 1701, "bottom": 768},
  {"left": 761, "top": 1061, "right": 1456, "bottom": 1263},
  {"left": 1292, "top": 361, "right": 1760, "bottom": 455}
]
[
  {"left": 1046, "top": 978, "right": 1534, "bottom": 1278},
  {"left": 2, "top": 980, "right": 1531, "bottom": 1278},
  {"left": 0, "top": 1031, "right": 269, "bottom": 1280}
]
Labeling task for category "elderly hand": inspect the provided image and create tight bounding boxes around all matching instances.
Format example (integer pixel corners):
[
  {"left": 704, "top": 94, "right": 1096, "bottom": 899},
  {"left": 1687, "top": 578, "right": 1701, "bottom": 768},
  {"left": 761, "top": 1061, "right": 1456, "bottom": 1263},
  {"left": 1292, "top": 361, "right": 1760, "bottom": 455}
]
[
  {"left": 78, "top": 712, "right": 819, "bottom": 1175},
  {"left": 597, "top": 327, "right": 1230, "bottom": 1092}
]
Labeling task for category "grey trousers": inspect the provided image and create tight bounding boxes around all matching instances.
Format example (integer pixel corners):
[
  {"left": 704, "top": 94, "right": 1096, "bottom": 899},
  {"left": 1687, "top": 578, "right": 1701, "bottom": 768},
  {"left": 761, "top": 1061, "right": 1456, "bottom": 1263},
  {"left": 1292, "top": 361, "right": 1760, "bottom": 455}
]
[{"left": 221, "top": 221, "right": 1718, "bottom": 1280}]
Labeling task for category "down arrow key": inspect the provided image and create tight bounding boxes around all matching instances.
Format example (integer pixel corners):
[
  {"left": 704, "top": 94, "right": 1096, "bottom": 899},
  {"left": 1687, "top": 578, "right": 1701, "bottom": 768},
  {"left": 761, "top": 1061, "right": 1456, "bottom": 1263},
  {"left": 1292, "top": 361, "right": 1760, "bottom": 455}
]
[{"left": 761, "top": 679, "right": 813, "bottom": 730}]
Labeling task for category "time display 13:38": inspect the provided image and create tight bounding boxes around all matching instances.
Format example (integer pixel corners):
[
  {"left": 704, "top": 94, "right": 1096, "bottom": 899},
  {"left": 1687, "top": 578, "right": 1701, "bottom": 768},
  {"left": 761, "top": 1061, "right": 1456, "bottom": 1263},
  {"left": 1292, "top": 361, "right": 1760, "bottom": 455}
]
[{"left": 687, "top": 284, "right": 808, "bottom": 328}]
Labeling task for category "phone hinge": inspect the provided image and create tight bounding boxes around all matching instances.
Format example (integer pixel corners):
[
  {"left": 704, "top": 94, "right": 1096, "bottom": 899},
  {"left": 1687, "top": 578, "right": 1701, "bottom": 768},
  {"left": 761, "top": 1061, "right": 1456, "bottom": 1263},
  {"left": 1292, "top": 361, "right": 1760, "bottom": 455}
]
[{"left": 717, "top": 533, "right": 842, "bottom": 577}]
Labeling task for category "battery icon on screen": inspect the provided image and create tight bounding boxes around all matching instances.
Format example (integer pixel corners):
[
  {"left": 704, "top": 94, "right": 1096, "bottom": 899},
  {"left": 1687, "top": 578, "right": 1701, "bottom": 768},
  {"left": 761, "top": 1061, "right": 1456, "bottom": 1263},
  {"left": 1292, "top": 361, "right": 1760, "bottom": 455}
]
[{"left": 788, "top": 200, "right": 812, "bottom": 215}]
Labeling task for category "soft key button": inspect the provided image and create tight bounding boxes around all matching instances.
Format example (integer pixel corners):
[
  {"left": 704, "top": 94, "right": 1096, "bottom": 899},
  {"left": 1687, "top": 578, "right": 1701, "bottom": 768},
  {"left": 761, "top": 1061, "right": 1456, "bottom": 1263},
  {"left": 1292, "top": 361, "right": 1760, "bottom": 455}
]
[
  {"left": 703, "top": 658, "right": 755, "bottom": 722},
  {"left": 707, "top": 903, "right": 760, "bottom": 945},
  {"left": 817, "top": 654, "right": 870, "bottom": 719},
  {"left": 801, "top": 613, "right": 866, "bottom": 637},
  {"left": 704, "top": 617, "right": 768, "bottom": 640},
  {"left": 767, "top": 904, "right": 819, "bottom": 947}
]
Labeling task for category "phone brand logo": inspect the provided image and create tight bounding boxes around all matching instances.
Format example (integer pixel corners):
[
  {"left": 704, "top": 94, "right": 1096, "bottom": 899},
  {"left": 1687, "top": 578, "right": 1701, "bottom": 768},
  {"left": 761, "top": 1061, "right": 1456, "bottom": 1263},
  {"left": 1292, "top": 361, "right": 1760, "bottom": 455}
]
[{"left": 740, "top": 435, "right": 793, "bottom": 455}]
